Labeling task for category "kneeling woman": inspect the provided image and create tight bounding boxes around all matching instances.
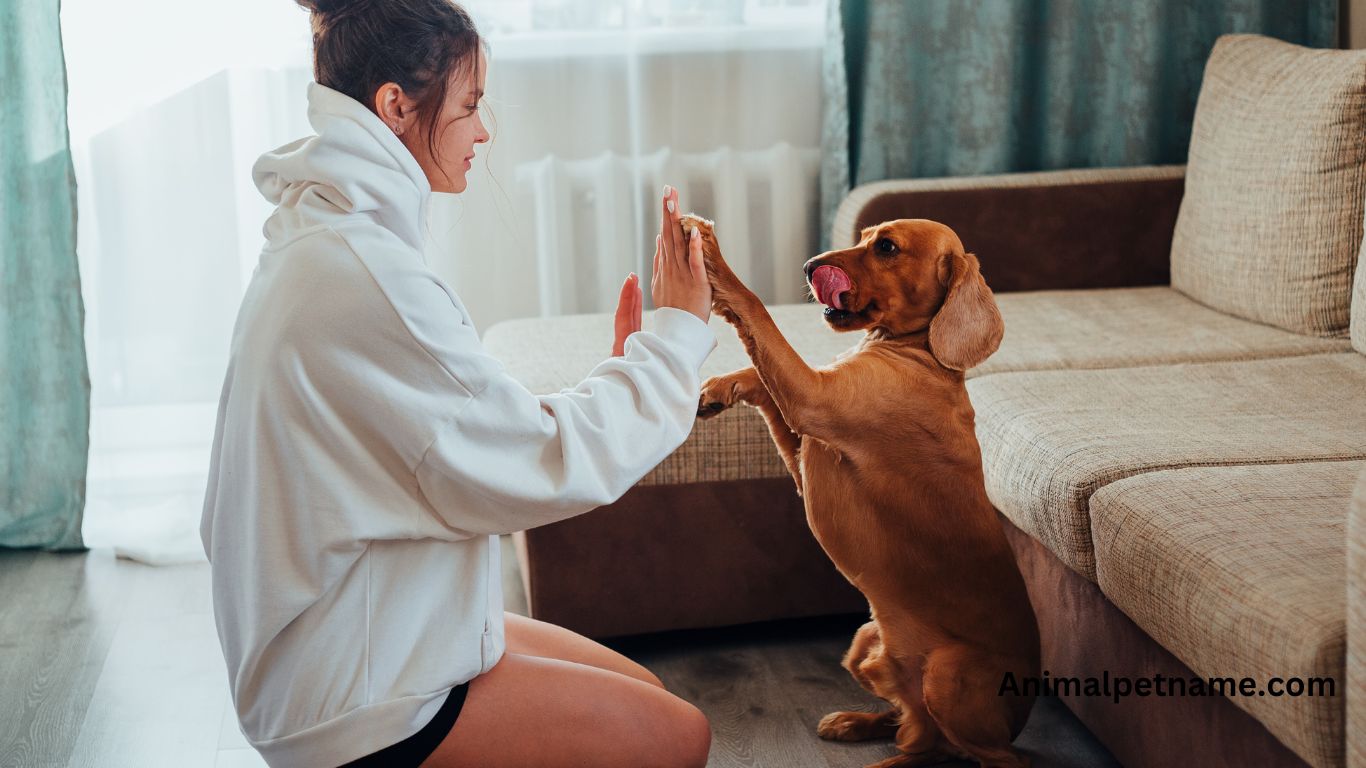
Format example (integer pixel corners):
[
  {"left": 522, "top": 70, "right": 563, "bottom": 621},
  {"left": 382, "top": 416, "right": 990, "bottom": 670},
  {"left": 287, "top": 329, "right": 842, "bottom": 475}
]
[{"left": 200, "top": 2, "right": 715, "bottom": 766}]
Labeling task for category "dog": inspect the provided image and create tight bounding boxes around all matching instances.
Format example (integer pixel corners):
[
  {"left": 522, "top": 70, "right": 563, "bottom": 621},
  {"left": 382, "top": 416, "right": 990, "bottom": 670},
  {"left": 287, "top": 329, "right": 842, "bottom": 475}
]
[{"left": 685, "top": 215, "right": 1041, "bottom": 768}]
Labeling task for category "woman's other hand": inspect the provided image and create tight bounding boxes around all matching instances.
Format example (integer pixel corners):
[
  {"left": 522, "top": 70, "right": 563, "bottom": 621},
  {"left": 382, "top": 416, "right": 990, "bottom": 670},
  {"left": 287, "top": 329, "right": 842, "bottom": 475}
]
[
  {"left": 611, "top": 272, "right": 642, "bottom": 357},
  {"left": 650, "top": 185, "right": 712, "bottom": 325}
]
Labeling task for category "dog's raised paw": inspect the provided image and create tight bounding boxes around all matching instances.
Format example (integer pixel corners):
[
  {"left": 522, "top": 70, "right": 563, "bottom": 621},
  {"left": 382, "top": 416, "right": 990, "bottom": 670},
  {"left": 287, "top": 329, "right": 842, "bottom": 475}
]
[
  {"left": 696, "top": 398, "right": 729, "bottom": 419},
  {"left": 697, "top": 375, "right": 739, "bottom": 418}
]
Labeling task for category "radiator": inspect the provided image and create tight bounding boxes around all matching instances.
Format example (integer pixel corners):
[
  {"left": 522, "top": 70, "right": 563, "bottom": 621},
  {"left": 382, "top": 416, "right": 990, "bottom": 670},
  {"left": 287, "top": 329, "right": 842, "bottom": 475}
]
[{"left": 515, "top": 143, "right": 822, "bottom": 316}]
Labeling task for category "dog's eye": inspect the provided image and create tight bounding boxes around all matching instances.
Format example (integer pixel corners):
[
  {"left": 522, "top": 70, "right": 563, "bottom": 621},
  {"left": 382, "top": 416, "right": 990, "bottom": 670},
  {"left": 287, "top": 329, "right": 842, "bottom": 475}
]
[{"left": 875, "top": 238, "right": 898, "bottom": 255}]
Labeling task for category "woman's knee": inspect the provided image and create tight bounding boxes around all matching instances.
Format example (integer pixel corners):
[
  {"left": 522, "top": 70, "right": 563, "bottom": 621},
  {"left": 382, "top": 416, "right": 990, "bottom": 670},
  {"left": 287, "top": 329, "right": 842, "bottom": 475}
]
[
  {"left": 434, "top": 652, "right": 707, "bottom": 768},
  {"left": 674, "top": 701, "right": 711, "bottom": 768},
  {"left": 635, "top": 696, "right": 710, "bottom": 768}
]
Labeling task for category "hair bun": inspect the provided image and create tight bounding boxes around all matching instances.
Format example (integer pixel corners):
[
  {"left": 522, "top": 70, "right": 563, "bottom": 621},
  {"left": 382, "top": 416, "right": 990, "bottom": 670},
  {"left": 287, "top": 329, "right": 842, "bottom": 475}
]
[{"left": 294, "top": 0, "right": 364, "bottom": 16}]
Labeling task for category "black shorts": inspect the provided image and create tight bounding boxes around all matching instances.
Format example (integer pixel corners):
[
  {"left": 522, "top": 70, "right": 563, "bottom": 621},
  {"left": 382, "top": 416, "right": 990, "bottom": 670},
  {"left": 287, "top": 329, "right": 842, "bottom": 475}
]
[{"left": 340, "top": 682, "right": 471, "bottom": 768}]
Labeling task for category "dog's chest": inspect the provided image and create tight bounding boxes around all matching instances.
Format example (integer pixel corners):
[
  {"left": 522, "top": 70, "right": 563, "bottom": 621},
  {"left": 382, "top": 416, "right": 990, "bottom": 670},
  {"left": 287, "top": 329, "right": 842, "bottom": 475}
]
[{"left": 798, "top": 442, "right": 872, "bottom": 572}]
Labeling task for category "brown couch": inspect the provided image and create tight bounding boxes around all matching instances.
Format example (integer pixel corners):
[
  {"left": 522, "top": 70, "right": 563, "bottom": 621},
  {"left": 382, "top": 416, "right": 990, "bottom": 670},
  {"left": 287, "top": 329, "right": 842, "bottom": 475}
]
[{"left": 482, "top": 35, "right": 1366, "bottom": 768}]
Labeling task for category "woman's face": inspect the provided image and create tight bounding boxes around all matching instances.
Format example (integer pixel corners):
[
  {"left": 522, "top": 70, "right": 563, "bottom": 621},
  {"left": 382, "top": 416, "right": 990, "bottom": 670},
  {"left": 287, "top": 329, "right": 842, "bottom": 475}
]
[{"left": 402, "top": 48, "right": 490, "bottom": 195}]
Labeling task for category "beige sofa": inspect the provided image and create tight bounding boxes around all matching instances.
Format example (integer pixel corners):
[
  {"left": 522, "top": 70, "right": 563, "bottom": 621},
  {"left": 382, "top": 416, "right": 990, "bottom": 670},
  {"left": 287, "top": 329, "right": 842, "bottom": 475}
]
[{"left": 483, "top": 35, "right": 1366, "bottom": 768}]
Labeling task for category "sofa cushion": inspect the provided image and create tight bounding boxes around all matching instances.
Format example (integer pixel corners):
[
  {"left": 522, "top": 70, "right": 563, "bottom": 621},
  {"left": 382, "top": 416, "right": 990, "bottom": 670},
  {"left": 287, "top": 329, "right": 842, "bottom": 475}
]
[
  {"left": 483, "top": 290, "right": 1353, "bottom": 487},
  {"left": 1355, "top": 237, "right": 1366, "bottom": 355},
  {"left": 976, "top": 286, "right": 1349, "bottom": 376},
  {"left": 1091, "top": 461, "right": 1361, "bottom": 768},
  {"left": 1170, "top": 34, "right": 1366, "bottom": 337},
  {"left": 484, "top": 305, "right": 843, "bottom": 486},
  {"left": 968, "top": 353, "right": 1366, "bottom": 581},
  {"left": 1349, "top": 466, "right": 1366, "bottom": 767}
]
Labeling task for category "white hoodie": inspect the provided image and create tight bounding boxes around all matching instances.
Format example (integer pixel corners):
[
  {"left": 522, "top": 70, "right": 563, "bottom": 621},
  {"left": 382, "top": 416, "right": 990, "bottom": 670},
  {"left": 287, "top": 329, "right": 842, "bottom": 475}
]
[{"left": 200, "top": 81, "right": 717, "bottom": 768}]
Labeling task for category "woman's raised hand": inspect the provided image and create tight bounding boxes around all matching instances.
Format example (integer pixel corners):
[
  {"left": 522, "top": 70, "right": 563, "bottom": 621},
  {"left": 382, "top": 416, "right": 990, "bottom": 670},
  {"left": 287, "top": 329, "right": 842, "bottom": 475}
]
[
  {"left": 650, "top": 185, "right": 712, "bottom": 324},
  {"left": 611, "top": 272, "right": 642, "bottom": 357}
]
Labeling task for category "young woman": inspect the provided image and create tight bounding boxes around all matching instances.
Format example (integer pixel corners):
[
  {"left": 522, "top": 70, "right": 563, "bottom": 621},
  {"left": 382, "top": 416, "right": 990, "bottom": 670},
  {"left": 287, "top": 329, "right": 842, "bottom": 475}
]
[{"left": 199, "top": 2, "right": 715, "bottom": 766}]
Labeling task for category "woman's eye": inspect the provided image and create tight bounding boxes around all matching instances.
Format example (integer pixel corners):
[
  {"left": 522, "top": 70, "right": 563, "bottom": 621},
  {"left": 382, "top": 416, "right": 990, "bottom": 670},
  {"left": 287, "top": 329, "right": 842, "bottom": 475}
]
[{"left": 876, "top": 238, "right": 897, "bottom": 254}]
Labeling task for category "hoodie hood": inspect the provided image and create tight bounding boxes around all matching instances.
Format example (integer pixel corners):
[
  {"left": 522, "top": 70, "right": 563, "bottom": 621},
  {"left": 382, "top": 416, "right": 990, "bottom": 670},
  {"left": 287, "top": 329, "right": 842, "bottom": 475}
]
[{"left": 252, "top": 81, "right": 432, "bottom": 255}]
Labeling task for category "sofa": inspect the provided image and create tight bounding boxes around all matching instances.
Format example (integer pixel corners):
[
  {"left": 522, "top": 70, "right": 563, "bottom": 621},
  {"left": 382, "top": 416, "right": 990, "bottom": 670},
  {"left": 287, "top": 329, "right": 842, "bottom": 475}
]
[{"left": 482, "top": 35, "right": 1366, "bottom": 768}]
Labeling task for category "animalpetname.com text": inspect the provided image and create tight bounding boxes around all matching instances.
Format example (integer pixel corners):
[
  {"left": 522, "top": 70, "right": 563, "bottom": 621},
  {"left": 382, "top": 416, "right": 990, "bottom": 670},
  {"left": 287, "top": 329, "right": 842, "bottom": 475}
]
[{"left": 999, "top": 671, "right": 1335, "bottom": 704}]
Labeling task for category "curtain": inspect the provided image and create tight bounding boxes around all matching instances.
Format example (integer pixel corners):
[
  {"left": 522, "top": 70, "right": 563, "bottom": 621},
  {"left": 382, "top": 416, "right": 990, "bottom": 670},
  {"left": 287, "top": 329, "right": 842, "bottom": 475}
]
[
  {"left": 819, "top": 0, "right": 1340, "bottom": 247},
  {"left": 1, "top": 0, "right": 90, "bottom": 550},
  {"left": 62, "top": 0, "right": 827, "bottom": 564}
]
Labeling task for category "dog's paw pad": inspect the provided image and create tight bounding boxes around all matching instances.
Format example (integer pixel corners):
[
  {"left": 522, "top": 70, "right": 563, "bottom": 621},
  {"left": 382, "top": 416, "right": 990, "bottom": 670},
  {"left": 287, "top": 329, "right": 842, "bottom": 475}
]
[{"left": 696, "top": 400, "right": 727, "bottom": 419}]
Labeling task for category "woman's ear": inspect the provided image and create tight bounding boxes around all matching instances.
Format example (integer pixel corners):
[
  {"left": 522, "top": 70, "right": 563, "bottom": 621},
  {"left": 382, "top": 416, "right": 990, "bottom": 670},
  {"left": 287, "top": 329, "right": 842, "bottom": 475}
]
[{"left": 928, "top": 252, "right": 1004, "bottom": 372}]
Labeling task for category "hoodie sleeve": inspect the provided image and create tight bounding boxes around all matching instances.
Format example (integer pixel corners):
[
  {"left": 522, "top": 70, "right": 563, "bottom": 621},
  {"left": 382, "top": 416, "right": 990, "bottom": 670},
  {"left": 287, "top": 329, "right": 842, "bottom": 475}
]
[
  {"left": 331, "top": 227, "right": 716, "bottom": 538},
  {"left": 413, "top": 305, "right": 716, "bottom": 537}
]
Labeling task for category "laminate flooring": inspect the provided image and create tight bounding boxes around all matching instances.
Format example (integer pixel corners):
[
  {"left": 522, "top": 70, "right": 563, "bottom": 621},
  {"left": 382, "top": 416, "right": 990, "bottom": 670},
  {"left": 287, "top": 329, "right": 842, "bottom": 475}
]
[{"left": 0, "top": 540, "right": 1120, "bottom": 768}]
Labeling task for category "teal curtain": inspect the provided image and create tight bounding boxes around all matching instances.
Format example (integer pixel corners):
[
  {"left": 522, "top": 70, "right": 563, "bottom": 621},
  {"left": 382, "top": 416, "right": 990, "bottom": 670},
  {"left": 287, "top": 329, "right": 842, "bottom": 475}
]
[
  {"left": 1, "top": 0, "right": 90, "bottom": 550},
  {"left": 820, "top": 0, "right": 1339, "bottom": 247}
]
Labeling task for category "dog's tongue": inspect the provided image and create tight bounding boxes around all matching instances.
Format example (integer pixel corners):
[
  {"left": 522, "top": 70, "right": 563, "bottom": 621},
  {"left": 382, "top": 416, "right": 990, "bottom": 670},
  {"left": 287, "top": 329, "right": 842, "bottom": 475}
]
[{"left": 811, "top": 265, "right": 851, "bottom": 310}]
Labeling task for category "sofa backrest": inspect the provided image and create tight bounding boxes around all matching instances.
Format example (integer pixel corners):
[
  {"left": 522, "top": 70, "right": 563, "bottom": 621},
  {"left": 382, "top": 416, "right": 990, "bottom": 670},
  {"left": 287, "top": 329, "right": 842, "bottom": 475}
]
[{"left": 1170, "top": 34, "right": 1366, "bottom": 338}]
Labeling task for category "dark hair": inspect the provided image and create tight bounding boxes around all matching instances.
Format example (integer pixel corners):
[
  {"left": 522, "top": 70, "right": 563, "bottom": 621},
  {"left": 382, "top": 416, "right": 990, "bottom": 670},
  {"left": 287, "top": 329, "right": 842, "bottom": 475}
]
[{"left": 294, "top": 0, "right": 485, "bottom": 188}]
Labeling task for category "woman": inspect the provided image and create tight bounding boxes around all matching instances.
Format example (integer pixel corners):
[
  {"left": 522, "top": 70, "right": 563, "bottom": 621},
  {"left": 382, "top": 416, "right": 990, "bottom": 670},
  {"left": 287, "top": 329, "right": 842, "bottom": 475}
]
[{"left": 199, "top": 1, "right": 715, "bottom": 766}]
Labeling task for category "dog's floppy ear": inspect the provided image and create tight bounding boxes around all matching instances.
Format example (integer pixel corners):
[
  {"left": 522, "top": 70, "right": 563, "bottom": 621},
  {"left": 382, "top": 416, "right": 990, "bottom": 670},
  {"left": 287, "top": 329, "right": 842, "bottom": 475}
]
[{"left": 928, "top": 251, "right": 1003, "bottom": 372}]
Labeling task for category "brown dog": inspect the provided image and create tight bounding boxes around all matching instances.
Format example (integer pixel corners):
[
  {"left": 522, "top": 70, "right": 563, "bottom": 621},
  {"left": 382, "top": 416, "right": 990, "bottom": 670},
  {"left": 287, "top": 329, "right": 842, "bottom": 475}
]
[{"left": 686, "top": 215, "right": 1040, "bottom": 768}]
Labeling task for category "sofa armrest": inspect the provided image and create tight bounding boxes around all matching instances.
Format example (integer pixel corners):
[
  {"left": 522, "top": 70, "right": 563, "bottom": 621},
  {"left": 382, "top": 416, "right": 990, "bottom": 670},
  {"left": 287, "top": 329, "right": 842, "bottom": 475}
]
[
  {"left": 1350, "top": 467, "right": 1366, "bottom": 767},
  {"left": 832, "top": 165, "right": 1186, "bottom": 293}
]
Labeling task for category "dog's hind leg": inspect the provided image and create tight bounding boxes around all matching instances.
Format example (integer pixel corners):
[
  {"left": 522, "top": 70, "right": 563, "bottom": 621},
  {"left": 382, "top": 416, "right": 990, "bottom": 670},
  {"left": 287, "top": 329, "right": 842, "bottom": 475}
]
[
  {"left": 920, "top": 645, "right": 1031, "bottom": 768},
  {"left": 698, "top": 366, "right": 804, "bottom": 495},
  {"left": 840, "top": 620, "right": 887, "bottom": 697},
  {"left": 817, "top": 621, "right": 900, "bottom": 740},
  {"left": 817, "top": 709, "right": 898, "bottom": 742}
]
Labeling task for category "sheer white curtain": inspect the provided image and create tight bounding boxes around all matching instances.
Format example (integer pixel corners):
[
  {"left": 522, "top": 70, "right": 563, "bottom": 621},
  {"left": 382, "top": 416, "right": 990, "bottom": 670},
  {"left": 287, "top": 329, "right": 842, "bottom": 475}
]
[{"left": 63, "top": 0, "right": 827, "bottom": 564}]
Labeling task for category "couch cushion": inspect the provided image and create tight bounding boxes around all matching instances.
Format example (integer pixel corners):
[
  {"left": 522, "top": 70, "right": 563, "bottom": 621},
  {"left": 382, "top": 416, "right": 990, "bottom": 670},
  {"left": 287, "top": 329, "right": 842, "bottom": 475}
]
[
  {"left": 968, "top": 353, "right": 1366, "bottom": 581},
  {"left": 976, "top": 286, "right": 1349, "bottom": 376},
  {"left": 484, "top": 290, "right": 1352, "bottom": 487},
  {"left": 1349, "top": 466, "right": 1366, "bottom": 767},
  {"left": 1170, "top": 34, "right": 1366, "bottom": 337},
  {"left": 1355, "top": 237, "right": 1366, "bottom": 355},
  {"left": 1091, "top": 461, "right": 1360, "bottom": 768},
  {"left": 484, "top": 305, "right": 843, "bottom": 486}
]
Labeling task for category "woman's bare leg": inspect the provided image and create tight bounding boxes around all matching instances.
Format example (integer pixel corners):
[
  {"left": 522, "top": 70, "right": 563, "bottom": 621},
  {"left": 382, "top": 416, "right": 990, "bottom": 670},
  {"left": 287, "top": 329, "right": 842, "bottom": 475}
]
[
  {"left": 420, "top": 652, "right": 711, "bottom": 768},
  {"left": 503, "top": 612, "right": 664, "bottom": 689}
]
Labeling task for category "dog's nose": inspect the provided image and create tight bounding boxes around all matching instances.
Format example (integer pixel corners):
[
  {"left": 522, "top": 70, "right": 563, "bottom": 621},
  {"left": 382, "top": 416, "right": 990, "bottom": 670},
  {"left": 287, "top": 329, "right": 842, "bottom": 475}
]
[{"left": 803, "top": 260, "right": 821, "bottom": 280}]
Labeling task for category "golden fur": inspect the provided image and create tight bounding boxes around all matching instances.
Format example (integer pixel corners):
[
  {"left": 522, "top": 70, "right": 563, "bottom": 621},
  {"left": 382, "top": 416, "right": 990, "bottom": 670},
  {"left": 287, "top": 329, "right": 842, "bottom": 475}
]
[{"left": 687, "top": 216, "right": 1040, "bottom": 768}]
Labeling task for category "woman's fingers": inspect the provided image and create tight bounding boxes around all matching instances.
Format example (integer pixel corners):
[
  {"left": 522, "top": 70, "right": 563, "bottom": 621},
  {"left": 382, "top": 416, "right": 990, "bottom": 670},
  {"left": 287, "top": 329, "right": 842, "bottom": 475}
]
[
  {"left": 656, "top": 184, "right": 712, "bottom": 322},
  {"left": 612, "top": 272, "right": 636, "bottom": 357},
  {"left": 660, "top": 185, "right": 679, "bottom": 277},
  {"left": 688, "top": 227, "right": 712, "bottom": 322},
  {"left": 651, "top": 234, "right": 662, "bottom": 306},
  {"left": 632, "top": 275, "right": 642, "bottom": 335},
  {"left": 667, "top": 188, "right": 686, "bottom": 271},
  {"left": 658, "top": 185, "right": 672, "bottom": 245},
  {"left": 688, "top": 226, "right": 706, "bottom": 283}
]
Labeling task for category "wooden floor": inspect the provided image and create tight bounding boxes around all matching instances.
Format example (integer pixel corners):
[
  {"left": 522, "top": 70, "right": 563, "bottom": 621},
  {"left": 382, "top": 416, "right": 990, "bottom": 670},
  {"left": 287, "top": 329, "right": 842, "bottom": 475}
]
[{"left": 0, "top": 540, "right": 1119, "bottom": 768}]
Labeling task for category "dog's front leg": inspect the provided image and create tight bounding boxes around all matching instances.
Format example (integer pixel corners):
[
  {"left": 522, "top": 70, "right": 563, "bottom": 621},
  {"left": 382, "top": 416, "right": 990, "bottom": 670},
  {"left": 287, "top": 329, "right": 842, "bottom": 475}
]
[
  {"left": 698, "top": 367, "right": 804, "bottom": 496},
  {"left": 683, "top": 216, "right": 830, "bottom": 438}
]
